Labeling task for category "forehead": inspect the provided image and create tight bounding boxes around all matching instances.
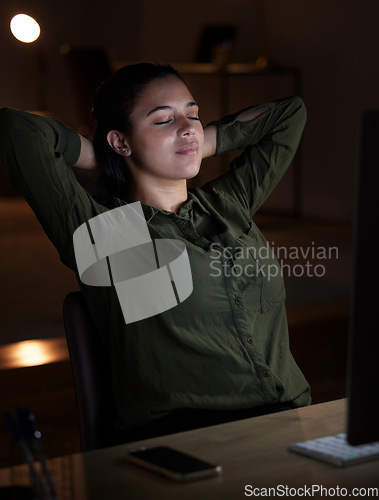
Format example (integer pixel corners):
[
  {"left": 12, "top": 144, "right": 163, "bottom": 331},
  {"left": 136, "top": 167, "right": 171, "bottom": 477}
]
[{"left": 133, "top": 76, "right": 196, "bottom": 116}]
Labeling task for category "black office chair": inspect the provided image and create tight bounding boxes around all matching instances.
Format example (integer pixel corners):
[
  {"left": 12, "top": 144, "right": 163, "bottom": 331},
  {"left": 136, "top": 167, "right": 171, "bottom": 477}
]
[{"left": 63, "top": 291, "right": 117, "bottom": 451}]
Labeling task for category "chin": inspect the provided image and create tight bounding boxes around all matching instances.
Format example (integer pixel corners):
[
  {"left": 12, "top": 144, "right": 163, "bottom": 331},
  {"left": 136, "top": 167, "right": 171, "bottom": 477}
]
[
  {"left": 184, "top": 162, "right": 202, "bottom": 180},
  {"left": 184, "top": 172, "right": 200, "bottom": 182},
  {"left": 187, "top": 167, "right": 200, "bottom": 179}
]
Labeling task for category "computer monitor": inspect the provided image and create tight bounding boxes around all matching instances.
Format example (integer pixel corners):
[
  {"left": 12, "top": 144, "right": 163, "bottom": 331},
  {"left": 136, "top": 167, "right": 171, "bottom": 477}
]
[{"left": 346, "top": 110, "right": 379, "bottom": 445}]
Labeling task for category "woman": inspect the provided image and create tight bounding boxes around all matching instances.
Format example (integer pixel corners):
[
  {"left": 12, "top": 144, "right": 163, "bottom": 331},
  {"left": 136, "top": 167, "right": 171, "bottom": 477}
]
[{"left": 0, "top": 63, "right": 310, "bottom": 442}]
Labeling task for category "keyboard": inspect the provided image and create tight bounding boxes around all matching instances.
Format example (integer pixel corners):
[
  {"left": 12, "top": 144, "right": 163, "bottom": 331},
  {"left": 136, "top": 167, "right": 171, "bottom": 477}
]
[{"left": 290, "top": 433, "right": 379, "bottom": 467}]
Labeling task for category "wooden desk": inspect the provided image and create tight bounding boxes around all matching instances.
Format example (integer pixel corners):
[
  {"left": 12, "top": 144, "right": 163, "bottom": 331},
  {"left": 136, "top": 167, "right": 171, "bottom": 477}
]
[{"left": 1, "top": 399, "right": 378, "bottom": 499}]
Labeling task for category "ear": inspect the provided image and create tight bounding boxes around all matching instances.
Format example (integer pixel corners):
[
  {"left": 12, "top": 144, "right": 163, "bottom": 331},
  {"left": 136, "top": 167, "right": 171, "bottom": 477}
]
[{"left": 106, "top": 130, "right": 131, "bottom": 156}]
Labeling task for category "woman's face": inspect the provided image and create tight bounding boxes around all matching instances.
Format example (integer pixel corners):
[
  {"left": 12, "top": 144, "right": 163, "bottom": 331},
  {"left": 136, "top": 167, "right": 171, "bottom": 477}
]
[{"left": 124, "top": 75, "right": 204, "bottom": 186}]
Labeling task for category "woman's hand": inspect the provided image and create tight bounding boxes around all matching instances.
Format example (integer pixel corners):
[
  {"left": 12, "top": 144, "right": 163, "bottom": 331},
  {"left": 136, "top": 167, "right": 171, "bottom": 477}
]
[
  {"left": 72, "top": 135, "right": 98, "bottom": 194},
  {"left": 202, "top": 124, "right": 217, "bottom": 159},
  {"left": 74, "top": 135, "right": 97, "bottom": 171}
]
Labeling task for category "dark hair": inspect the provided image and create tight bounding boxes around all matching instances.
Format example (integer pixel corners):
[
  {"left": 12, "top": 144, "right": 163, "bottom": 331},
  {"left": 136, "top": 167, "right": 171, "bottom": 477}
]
[{"left": 92, "top": 62, "right": 183, "bottom": 204}]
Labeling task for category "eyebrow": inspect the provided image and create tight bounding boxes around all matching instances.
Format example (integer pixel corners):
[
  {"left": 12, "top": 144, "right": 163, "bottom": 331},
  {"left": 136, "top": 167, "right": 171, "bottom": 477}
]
[{"left": 146, "top": 101, "right": 198, "bottom": 117}]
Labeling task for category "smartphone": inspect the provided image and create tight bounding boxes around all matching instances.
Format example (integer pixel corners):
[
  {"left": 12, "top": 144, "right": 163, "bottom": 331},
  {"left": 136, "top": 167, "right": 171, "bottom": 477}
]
[{"left": 124, "top": 446, "right": 222, "bottom": 482}]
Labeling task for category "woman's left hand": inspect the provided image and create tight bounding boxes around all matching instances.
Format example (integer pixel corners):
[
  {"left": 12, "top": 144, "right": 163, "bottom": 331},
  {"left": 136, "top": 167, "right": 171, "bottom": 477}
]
[{"left": 202, "top": 124, "right": 217, "bottom": 159}]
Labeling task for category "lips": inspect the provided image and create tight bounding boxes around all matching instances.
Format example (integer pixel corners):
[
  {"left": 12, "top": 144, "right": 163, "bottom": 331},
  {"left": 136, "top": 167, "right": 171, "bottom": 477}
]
[{"left": 176, "top": 143, "right": 199, "bottom": 155}]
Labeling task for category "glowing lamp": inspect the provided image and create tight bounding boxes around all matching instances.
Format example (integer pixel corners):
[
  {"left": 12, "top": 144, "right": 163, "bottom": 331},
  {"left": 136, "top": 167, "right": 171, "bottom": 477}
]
[{"left": 10, "top": 13, "right": 40, "bottom": 43}]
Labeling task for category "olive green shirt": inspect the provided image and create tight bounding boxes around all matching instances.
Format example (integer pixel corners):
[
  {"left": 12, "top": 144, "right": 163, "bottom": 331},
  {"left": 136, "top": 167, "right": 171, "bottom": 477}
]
[{"left": 0, "top": 96, "right": 310, "bottom": 430}]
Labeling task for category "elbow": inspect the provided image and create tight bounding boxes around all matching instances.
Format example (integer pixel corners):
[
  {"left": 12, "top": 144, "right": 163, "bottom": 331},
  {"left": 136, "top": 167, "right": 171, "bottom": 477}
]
[
  {"left": 0, "top": 107, "right": 16, "bottom": 121},
  {"left": 0, "top": 107, "right": 21, "bottom": 135},
  {"left": 293, "top": 96, "right": 307, "bottom": 128},
  {"left": 0, "top": 108, "right": 21, "bottom": 186}
]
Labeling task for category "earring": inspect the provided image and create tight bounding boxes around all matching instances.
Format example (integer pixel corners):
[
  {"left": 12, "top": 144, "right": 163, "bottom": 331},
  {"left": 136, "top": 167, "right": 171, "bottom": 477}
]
[{"left": 123, "top": 148, "right": 128, "bottom": 155}]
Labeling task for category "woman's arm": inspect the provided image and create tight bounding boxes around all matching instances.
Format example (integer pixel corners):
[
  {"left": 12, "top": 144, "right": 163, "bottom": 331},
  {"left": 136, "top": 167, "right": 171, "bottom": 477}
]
[
  {"left": 202, "top": 107, "right": 268, "bottom": 159},
  {"left": 0, "top": 108, "right": 104, "bottom": 269},
  {"left": 205, "top": 96, "right": 306, "bottom": 215}
]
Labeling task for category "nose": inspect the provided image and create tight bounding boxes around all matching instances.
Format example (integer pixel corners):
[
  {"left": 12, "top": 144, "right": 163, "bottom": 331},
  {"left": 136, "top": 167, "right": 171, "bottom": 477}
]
[{"left": 179, "top": 118, "right": 196, "bottom": 137}]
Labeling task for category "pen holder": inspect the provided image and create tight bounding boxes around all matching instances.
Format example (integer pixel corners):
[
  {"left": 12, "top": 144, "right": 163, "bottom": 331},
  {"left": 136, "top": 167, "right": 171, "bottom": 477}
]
[{"left": 7, "top": 435, "right": 73, "bottom": 500}]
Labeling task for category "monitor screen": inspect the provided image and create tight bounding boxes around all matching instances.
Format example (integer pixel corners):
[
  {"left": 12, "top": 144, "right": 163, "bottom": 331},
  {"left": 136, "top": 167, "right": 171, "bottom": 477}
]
[{"left": 346, "top": 110, "right": 379, "bottom": 445}]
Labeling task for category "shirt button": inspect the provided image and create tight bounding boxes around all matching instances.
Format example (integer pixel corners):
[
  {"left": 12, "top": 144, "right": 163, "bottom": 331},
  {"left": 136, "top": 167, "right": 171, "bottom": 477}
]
[
  {"left": 183, "top": 221, "right": 190, "bottom": 227},
  {"left": 262, "top": 371, "right": 270, "bottom": 377},
  {"left": 246, "top": 337, "right": 253, "bottom": 344},
  {"left": 235, "top": 298, "right": 242, "bottom": 305}
]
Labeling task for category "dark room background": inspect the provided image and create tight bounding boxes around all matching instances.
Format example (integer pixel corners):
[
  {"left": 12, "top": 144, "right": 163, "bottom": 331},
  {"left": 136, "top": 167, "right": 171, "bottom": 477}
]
[{"left": 1, "top": 0, "right": 378, "bottom": 221}]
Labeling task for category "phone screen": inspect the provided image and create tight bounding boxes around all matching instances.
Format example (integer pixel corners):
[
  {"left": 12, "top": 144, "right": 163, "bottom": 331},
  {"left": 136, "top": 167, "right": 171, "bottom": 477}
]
[{"left": 125, "top": 446, "right": 222, "bottom": 481}]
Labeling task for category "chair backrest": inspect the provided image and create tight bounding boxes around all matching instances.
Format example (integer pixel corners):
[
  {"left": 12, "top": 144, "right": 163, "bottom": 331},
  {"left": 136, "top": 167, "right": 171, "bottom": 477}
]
[{"left": 63, "top": 291, "right": 116, "bottom": 451}]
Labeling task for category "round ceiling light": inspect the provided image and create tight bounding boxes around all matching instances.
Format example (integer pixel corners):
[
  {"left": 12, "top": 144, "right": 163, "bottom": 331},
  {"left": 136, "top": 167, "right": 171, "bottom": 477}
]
[{"left": 10, "top": 13, "right": 41, "bottom": 43}]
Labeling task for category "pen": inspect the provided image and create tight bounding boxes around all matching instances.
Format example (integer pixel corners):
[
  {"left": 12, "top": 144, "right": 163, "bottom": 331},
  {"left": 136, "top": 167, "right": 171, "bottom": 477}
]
[
  {"left": 4, "top": 411, "right": 46, "bottom": 498},
  {"left": 17, "top": 405, "right": 57, "bottom": 499}
]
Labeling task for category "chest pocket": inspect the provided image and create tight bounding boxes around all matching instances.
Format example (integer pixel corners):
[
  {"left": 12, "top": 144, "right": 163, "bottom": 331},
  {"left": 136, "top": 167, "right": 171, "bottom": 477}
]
[{"left": 236, "top": 221, "right": 286, "bottom": 313}]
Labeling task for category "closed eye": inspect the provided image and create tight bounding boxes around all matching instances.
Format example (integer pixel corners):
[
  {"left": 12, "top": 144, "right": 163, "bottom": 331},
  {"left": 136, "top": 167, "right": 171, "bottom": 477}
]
[
  {"left": 155, "top": 116, "right": 200, "bottom": 125},
  {"left": 155, "top": 118, "right": 174, "bottom": 125}
]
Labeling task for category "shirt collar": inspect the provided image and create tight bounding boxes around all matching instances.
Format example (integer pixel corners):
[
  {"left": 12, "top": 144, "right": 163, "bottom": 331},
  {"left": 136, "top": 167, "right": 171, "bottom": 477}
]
[
  {"left": 141, "top": 203, "right": 159, "bottom": 222},
  {"left": 113, "top": 191, "right": 209, "bottom": 222},
  {"left": 112, "top": 195, "right": 158, "bottom": 222},
  {"left": 186, "top": 191, "right": 211, "bottom": 216}
]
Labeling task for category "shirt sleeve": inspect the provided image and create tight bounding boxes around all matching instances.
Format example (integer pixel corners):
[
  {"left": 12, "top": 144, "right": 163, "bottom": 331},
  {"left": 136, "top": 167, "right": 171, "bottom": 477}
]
[
  {"left": 208, "top": 96, "right": 306, "bottom": 216},
  {"left": 0, "top": 108, "right": 105, "bottom": 270}
]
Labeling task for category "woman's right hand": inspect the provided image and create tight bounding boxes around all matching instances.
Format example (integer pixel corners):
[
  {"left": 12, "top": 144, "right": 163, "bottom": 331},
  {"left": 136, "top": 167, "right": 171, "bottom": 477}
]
[{"left": 74, "top": 135, "right": 97, "bottom": 171}]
